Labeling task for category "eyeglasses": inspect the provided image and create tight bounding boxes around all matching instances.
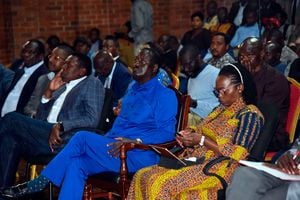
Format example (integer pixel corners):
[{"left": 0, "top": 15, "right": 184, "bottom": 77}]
[
  {"left": 213, "top": 83, "right": 240, "bottom": 97},
  {"left": 48, "top": 54, "right": 65, "bottom": 62}
]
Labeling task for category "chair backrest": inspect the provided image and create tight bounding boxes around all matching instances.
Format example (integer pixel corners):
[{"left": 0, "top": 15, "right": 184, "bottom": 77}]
[
  {"left": 168, "top": 85, "right": 191, "bottom": 132},
  {"left": 171, "top": 73, "right": 180, "bottom": 90},
  {"left": 248, "top": 101, "right": 279, "bottom": 161},
  {"left": 285, "top": 77, "right": 300, "bottom": 144}
]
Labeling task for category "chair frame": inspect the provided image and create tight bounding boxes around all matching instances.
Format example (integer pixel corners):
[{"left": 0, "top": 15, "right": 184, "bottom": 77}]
[
  {"left": 265, "top": 77, "right": 300, "bottom": 161},
  {"left": 83, "top": 86, "right": 191, "bottom": 200}
]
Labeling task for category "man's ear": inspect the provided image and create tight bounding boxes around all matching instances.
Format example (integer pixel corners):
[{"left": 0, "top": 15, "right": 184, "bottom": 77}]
[
  {"left": 226, "top": 44, "right": 229, "bottom": 51},
  {"left": 237, "top": 84, "right": 244, "bottom": 94},
  {"left": 195, "top": 54, "right": 204, "bottom": 66},
  {"left": 152, "top": 64, "right": 158, "bottom": 74},
  {"left": 260, "top": 48, "right": 265, "bottom": 60},
  {"left": 79, "top": 67, "right": 87, "bottom": 76}
]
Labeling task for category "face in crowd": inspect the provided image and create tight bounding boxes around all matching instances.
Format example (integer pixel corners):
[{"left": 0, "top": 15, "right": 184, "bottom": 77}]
[
  {"left": 103, "top": 39, "right": 119, "bottom": 58},
  {"left": 21, "top": 40, "right": 44, "bottom": 67},
  {"left": 180, "top": 47, "right": 203, "bottom": 78},
  {"left": 239, "top": 37, "right": 263, "bottom": 74},
  {"left": 48, "top": 47, "right": 68, "bottom": 73},
  {"left": 60, "top": 55, "right": 87, "bottom": 83},
  {"left": 214, "top": 74, "right": 243, "bottom": 107},
  {"left": 93, "top": 51, "right": 114, "bottom": 77},
  {"left": 210, "top": 34, "right": 229, "bottom": 59},
  {"left": 132, "top": 48, "right": 158, "bottom": 83}
]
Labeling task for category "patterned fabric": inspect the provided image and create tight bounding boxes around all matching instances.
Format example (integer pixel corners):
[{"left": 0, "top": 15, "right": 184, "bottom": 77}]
[
  {"left": 127, "top": 98, "right": 264, "bottom": 200},
  {"left": 207, "top": 53, "right": 236, "bottom": 69},
  {"left": 210, "top": 23, "right": 234, "bottom": 35}
]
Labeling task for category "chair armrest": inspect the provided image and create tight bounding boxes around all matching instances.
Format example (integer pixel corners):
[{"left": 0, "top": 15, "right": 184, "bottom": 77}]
[{"left": 118, "top": 140, "right": 179, "bottom": 184}]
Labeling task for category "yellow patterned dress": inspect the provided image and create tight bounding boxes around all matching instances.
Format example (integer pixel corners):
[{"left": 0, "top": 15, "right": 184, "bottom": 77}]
[{"left": 127, "top": 99, "right": 264, "bottom": 200}]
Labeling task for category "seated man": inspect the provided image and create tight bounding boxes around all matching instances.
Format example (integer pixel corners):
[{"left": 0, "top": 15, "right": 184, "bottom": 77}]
[
  {"left": 0, "top": 47, "right": 178, "bottom": 200},
  {"left": 94, "top": 50, "right": 132, "bottom": 131},
  {"left": 0, "top": 53, "right": 104, "bottom": 188},
  {"left": 226, "top": 137, "right": 300, "bottom": 200},
  {"left": 239, "top": 37, "right": 290, "bottom": 151},
  {"left": 24, "top": 44, "right": 74, "bottom": 117},
  {"left": 206, "top": 32, "right": 236, "bottom": 69},
  {"left": 179, "top": 44, "right": 220, "bottom": 126},
  {"left": 0, "top": 64, "right": 14, "bottom": 97},
  {"left": 230, "top": 8, "right": 262, "bottom": 48},
  {"left": 264, "top": 41, "right": 287, "bottom": 75},
  {"left": 0, "top": 39, "right": 49, "bottom": 116},
  {"left": 157, "top": 34, "right": 178, "bottom": 75},
  {"left": 103, "top": 35, "right": 128, "bottom": 68}
]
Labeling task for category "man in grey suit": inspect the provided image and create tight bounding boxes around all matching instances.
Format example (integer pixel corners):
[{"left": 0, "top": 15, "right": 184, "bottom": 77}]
[
  {"left": 226, "top": 137, "right": 300, "bottom": 200},
  {"left": 0, "top": 53, "right": 104, "bottom": 188}
]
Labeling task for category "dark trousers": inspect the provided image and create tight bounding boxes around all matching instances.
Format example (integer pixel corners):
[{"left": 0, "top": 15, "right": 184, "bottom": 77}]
[{"left": 0, "top": 112, "right": 54, "bottom": 188}]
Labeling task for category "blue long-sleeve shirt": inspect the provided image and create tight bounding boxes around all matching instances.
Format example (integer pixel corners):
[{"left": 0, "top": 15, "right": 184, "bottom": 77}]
[
  {"left": 106, "top": 77, "right": 177, "bottom": 144},
  {"left": 230, "top": 23, "right": 262, "bottom": 47}
]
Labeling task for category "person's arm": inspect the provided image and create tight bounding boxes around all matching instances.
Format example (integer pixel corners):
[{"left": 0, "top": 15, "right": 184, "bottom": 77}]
[
  {"left": 218, "top": 109, "right": 264, "bottom": 160},
  {"left": 24, "top": 75, "right": 50, "bottom": 117}
]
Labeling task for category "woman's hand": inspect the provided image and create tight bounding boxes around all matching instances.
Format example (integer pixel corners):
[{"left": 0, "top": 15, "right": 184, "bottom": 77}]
[
  {"left": 176, "top": 129, "right": 201, "bottom": 147},
  {"left": 107, "top": 137, "right": 136, "bottom": 158}
]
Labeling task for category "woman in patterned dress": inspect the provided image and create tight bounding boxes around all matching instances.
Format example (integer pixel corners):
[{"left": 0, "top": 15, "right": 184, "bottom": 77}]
[{"left": 127, "top": 63, "right": 264, "bottom": 200}]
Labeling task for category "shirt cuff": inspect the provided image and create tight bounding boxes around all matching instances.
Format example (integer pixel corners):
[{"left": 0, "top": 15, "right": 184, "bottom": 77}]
[{"left": 41, "top": 96, "right": 50, "bottom": 104}]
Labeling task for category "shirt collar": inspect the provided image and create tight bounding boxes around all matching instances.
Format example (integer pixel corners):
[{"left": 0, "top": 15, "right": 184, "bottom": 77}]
[
  {"left": 113, "top": 56, "right": 120, "bottom": 61},
  {"left": 132, "top": 76, "right": 158, "bottom": 91},
  {"left": 66, "top": 76, "right": 87, "bottom": 89},
  {"left": 24, "top": 60, "right": 44, "bottom": 74}
]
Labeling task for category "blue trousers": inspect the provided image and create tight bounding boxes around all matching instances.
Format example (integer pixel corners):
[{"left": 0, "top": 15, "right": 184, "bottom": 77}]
[
  {"left": 0, "top": 112, "right": 54, "bottom": 187},
  {"left": 41, "top": 131, "right": 159, "bottom": 200}
]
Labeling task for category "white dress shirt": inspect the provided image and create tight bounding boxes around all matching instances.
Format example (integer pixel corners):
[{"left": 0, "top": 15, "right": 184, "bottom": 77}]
[
  {"left": 1, "top": 61, "right": 44, "bottom": 117},
  {"left": 104, "top": 61, "right": 117, "bottom": 89},
  {"left": 44, "top": 76, "right": 87, "bottom": 123},
  {"left": 233, "top": 3, "right": 246, "bottom": 27}
]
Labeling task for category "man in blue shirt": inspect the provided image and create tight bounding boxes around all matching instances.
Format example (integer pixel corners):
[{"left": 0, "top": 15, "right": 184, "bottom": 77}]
[
  {"left": 230, "top": 8, "right": 262, "bottom": 48},
  {"left": 0, "top": 47, "right": 178, "bottom": 200}
]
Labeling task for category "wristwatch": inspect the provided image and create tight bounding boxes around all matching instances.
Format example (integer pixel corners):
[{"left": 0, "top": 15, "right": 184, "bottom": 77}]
[{"left": 136, "top": 138, "right": 143, "bottom": 144}]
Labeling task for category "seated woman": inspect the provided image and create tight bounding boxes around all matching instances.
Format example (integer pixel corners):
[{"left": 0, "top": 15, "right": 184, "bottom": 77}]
[{"left": 127, "top": 63, "right": 265, "bottom": 199}]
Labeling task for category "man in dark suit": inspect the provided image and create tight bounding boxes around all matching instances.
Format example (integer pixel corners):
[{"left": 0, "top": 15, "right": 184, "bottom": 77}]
[
  {"left": 0, "top": 39, "right": 49, "bottom": 117},
  {"left": 0, "top": 53, "right": 105, "bottom": 188},
  {"left": 103, "top": 35, "right": 129, "bottom": 68},
  {"left": 229, "top": 0, "right": 258, "bottom": 27},
  {"left": 94, "top": 50, "right": 132, "bottom": 131},
  {"left": 0, "top": 64, "right": 14, "bottom": 97}
]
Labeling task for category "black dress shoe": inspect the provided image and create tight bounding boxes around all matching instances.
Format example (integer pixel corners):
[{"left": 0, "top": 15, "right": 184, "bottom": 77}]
[{"left": 0, "top": 182, "right": 31, "bottom": 199}]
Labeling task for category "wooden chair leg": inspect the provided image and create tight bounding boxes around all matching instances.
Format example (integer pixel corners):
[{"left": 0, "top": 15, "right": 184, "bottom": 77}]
[
  {"left": 83, "top": 184, "right": 92, "bottom": 200},
  {"left": 49, "top": 182, "right": 53, "bottom": 200},
  {"left": 30, "top": 165, "right": 37, "bottom": 180},
  {"left": 25, "top": 162, "right": 31, "bottom": 180}
]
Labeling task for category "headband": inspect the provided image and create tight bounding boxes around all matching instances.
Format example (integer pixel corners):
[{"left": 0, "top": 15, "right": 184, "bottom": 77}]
[{"left": 226, "top": 63, "right": 244, "bottom": 84}]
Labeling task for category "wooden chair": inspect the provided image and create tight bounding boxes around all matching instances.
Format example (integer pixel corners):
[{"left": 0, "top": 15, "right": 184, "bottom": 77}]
[
  {"left": 265, "top": 77, "right": 300, "bottom": 161},
  {"left": 83, "top": 86, "right": 191, "bottom": 200},
  {"left": 171, "top": 73, "right": 180, "bottom": 90}
]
